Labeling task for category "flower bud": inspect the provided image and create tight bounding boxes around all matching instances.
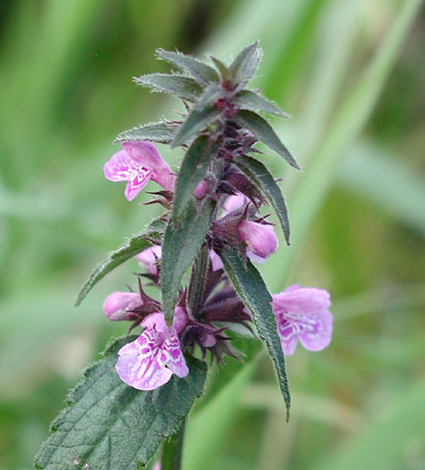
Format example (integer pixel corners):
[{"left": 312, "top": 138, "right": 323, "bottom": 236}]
[
  {"left": 194, "top": 179, "right": 208, "bottom": 199},
  {"left": 136, "top": 245, "right": 162, "bottom": 275},
  {"left": 201, "top": 333, "right": 217, "bottom": 348},
  {"left": 238, "top": 220, "right": 278, "bottom": 260},
  {"left": 222, "top": 193, "right": 248, "bottom": 214},
  {"left": 103, "top": 292, "right": 142, "bottom": 321},
  {"left": 210, "top": 250, "right": 224, "bottom": 271}
]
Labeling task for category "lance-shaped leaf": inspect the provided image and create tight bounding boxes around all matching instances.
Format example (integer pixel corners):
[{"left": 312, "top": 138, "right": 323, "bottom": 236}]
[
  {"left": 34, "top": 337, "right": 207, "bottom": 470},
  {"left": 134, "top": 74, "right": 203, "bottom": 102},
  {"left": 156, "top": 49, "right": 219, "bottom": 85},
  {"left": 235, "top": 109, "right": 300, "bottom": 169},
  {"left": 234, "top": 90, "right": 290, "bottom": 118},
  {"left": 172, "top": 135, "right": 219, "bottom": 220},
  {"left": 171, "top": 85, "right": 223, "bottom": 147},
  {"left": 161, "top": 200, "right": 214, "bottom": 320},
  {"left": 75, "top": 219, "right": 165, "bottom": 306},
  {"left": 228, "top": 41, "right": 262, "bottom": 88},
  {"left": 210, "top": 56, "right": 229, "bottom": 80},
  {"left": 114, "top": 121, "right": 179, "bottom": 144},
  {"left": 234, "top": 155, "right": 290, "bottom": 244},
  {"left": 217, "top": 246, "right": 291, "bottom": 418}
]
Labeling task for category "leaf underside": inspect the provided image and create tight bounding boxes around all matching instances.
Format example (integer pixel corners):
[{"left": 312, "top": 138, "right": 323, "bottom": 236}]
[
  {"left": 134, "top": 74, "right": 203, "bottom": 102},
  {"left": 217, "top": 246, "right": 291, "bottom": 418},
  {"left": 114, "top": 122, "right": 179, "bottom": 144},
  {"left": 34, "top": 337, "right": 207, "bottom": 470}
]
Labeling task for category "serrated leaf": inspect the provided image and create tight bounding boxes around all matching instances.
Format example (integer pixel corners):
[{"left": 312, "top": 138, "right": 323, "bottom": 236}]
[
  {"left": 172, "top": 136, "right": 219, "bottom": 220},
  {"left": 228, "top": 41, "right": 262, "bottom": 88},
  {"left": 217, "top": 247, "right": 290, "bottom": 418},
  {"left": 233, "top": 155, "right": 290, "bottom": 244},
  {"left": 235, "top": 109, "right": 300, "bottom": 169},
  {"left": 161, "top": 200, "right": 214, "bottom": 320},
  {"left": 171, "top": 86, "right": 222, "bottom": 147},
  {"left": 156, "top": 49, "right": 219, "bottom": 85},
  {"left": 114, "top": 121, "right": 179, "bottom": 144},
  {"left": 34, "top": 337, "right": 207, "bottom": 470},
  {"left": 75, "top": 220, "right": 165, "bottom": 306},
  {"left": 234, "top": 90, "right": 290, "bottom": 118},
  {"left": 134, "top": 74, "right": 203, "bottom": 102}
]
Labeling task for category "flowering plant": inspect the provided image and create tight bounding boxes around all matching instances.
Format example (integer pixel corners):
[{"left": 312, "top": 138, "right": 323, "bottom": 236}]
[{"left": 35, "top": 43, "right": 332, "bottom": 470}]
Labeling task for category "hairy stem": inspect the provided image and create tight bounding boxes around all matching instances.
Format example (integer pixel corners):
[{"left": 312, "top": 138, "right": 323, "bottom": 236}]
[{"left": 161, "top": 419, "right": 186, "bottom": 470}]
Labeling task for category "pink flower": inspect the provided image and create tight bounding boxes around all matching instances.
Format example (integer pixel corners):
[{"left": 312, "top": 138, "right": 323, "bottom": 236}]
[
  {"left": 116, "top": 309, "right": 189, "bottom": 390},
  {"left": 210, "top": 250, "right": 224, "bottom": 271},
  {"left": 194, "top": 179, "right": 208, "bottom": 199},
  {"left": 271, "top": 285, "right": 333, "bottom": 355},
  {"left": 103, "top": 141, "right": 175, "bottom": 201},
  {"left": 103, "top": 292, "right": 142, "bottom": 321},
  {"left": 136, "top": 245, "right": 162, "bottom": 275},
  {"left": 238, "top": 220, "right": 278, "bottom": 261},
  {"left": 222, "top": 193, "right": 248, "bottom": 215}
]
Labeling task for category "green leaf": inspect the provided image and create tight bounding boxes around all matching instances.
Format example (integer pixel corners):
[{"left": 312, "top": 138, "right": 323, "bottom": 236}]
[
  {"left": 217, "top": 247, "right": 290, "bottom": 417},
  {"left": 172, "top": 135, "right": 219, "bottom": 220},
  {"left": 171, "top": 106, "right": 221, "bottom": 148},
  {"left": 171, "top": 84, "right": 223, "bottom": 147},
  {"left": 134, "top": 74, "right": 203, "bottom": 102},
  {"left": 210, "top": 56, "right": 229, "bottom": 80},
  {"left": 161, "top": 200, "right": 214, "bottom": 320},
  {"left": 34, "top": 337, "right": 207, "bottom": 470},
  {"left": 114, "top": 121, "right": 179, "bottom": 144},
  {"left": 75, "top": 220, "right": 165, "bottom": 306},
  {"left": 228, "top": 41, "right": 262, "bottom": 88},
  {"left": 156, "top": 49, "right": 219, "bottom": 85},
  {"left": 235, "top": 109, "right": 300, "bottom": 169},
  {"left": 234, "top": 90, "right": 290, "bottom": 118},
  {"left": 233, "top": 155, "right": 290, "bottom": 244}
]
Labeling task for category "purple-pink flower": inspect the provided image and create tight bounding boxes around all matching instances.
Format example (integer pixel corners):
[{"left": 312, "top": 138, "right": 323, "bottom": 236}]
[
  {"left": 194, "top": 179, "right": 208, "bottom": 199},
  {"left": 103, "top": 291, "right": 142, "bottom": 321},
  {"left": 104, "top": 141, "right": 175, "bottom": 201},
  {"left": 238, "top": 220, "right": 278, "bottom": 261},
  {"left": 222, "top": 193, "right": 248, "bottom": 214},
  {"left": 116, "top": 309, "right": 189, "bottom": 390},
  {"left": 210, "top": 250, "right": 224, "bottom": 271},
  {"left": 271, "top": 285, "right": 333, "bottom": 355},
  {"left": 136, "top": 245, "right": 162, "bottom": 275}
]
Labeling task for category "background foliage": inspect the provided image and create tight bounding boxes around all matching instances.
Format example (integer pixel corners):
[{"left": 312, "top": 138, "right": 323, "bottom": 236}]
[{"left": 0, "top": 0, "right": 424, "bottom": 469}]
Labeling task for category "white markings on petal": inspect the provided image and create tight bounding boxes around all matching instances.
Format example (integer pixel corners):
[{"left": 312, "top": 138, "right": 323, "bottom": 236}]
[{"left": 116, "top": 312, "right": 188, "bottom": 390}]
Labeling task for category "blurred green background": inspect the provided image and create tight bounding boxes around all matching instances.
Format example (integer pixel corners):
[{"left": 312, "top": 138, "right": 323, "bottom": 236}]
[{"left": 1, "top": 0, "right": 424, "bottom": 469}]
